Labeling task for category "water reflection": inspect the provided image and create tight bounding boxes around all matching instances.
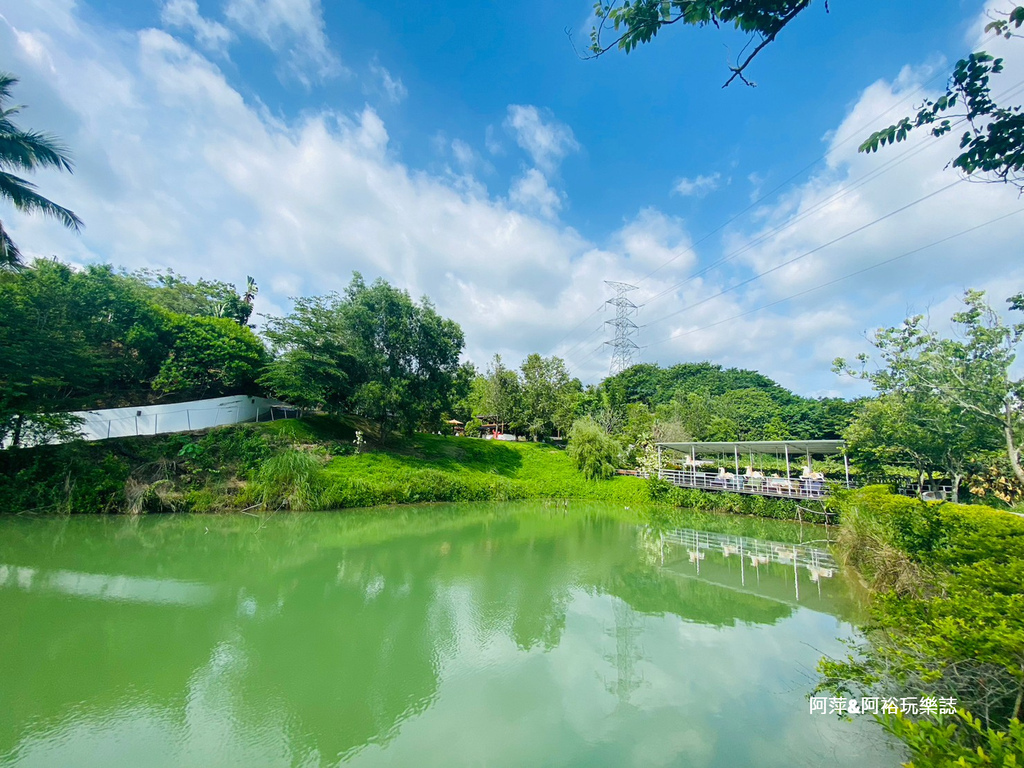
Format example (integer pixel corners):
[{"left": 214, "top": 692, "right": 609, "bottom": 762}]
[
  {"left": 647, "top": 527, "right": 843, "bottom": 610},
  {"left": 0, "top": 563, "right": 217, "bottom": 606},
  {"left": 0, "top": 505, "right": 892, "bottom": 767}
]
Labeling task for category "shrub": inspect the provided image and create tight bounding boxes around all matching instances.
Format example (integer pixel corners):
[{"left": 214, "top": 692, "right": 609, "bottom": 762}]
[
  {"left": 567, "top": 417, "right": 620, "bottom": 480},
  {"left": 644, "top": 477, "right": 800, "bottom": 519},
  {"left": 823, "top": 487, "right": 1024, "bottom": 746},
  {"left": 882, "top": 711, "right": 1024, "bottom": 766}
]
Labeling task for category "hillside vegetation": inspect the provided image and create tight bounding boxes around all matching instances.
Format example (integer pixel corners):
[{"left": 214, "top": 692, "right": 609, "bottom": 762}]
[{"left": 0, "top": 418, "right": 650, "bottom": 515}]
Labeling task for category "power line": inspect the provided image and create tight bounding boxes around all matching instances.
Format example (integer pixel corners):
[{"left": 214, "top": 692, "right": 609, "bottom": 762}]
[
  {"left": 548, "top": 303, "right": 605, "bottom": 351},
  {"left": 638, "top": 75, "right": 1024, "bottom": 310},
  {"left": 560, "top": 322, "right": 605, "bottom": 359},
  {"left": 638, "top": 125, "right": 959, "bottom": 308},
  {"left": 643, "top": 207, "right": 1024, "bottom": 348},
  {"left": 633, "top": 67, "right": 955, "bottom": 288},
  {"left": 642, "top": 178, "right": 963, "bottom": 329},
  {"left": 632, "top": 32, "right": 1013, "bottom": 291}
]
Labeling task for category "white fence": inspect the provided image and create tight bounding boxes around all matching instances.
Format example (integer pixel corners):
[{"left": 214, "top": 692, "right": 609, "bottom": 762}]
[
  {"left": 69, "top": 395, "right": 299, "bottom": 442},
  {"left": 657, "top": 468, "right": 832, "bottom": 500}
]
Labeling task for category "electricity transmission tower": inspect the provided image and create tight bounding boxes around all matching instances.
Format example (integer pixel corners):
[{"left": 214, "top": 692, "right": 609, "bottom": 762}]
[{"left": 604, "top": 281, "right": 639, "bottom": 375}]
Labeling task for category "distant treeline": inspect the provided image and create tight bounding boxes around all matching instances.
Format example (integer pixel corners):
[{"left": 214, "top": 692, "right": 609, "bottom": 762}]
[
  {"left": 0, "top": 260, "right": 463, "bottom": 446},
  {"left": 1, "top": 259, "right": 857, "bottom": 450}
]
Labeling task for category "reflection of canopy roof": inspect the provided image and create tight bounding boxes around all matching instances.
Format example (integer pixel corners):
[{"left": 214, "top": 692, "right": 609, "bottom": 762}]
[{"left": 657, "top": 440, "right": 845, "bottom": 455}]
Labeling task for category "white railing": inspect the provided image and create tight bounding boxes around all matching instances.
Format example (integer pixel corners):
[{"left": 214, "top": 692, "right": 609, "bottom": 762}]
[
  {"left": 658, "top": 527, "right": 837, "bottom": 576},
  {"left": 657, "top": 468, "right": 833, "bottom": 500}
]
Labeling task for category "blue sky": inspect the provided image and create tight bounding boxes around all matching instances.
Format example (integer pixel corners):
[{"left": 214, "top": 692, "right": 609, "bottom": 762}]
[{"left": 2, "top": 0, "right": 1022, "bottom": 396}]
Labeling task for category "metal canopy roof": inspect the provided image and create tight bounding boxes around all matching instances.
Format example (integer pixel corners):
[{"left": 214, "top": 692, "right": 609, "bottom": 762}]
[{"left": 657, "top": 440, "right": 846, "bottom": 455}]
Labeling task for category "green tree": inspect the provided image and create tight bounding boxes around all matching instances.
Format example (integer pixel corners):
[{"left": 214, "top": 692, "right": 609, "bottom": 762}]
[
  {"left": 552, "top": 377, "right": 583, "bottom": 439},
  {"left": 836, "top": 290, "right": 1022, "bottom": 493},
  {"left": 861, "top": 7, "right": 1024, "bottom": 191},
  {"left": 130, "top": 268, "right": 254, "bottom": 326},
  {"left": 0, "top": 73, "right": 82, "bottom": 269},
  {"left": 1, "top": 261, "right": 155, "bottom": 444},
  {"left": 447, "top": 361, "right": 478, "bottom": 423},
  {"left": 520, "top": 354, "right": 575, "bottom": 440},
  {"left": 586, "top": 0, "right": 814, "bottom": 86},
  {"left": 260, "top": 294, "right": 359, "bottom": 413},
  {"left": 567, "top": 416, "right": 621, "bottom": 480},
  {"left": 651, "top": 397, "right": 693, "bottom": 442},
  {"left": 712, "top": 387, "right": 780, "bottom": 440},
  {"left": 0, "top": 260, "right": 263, "bottom": 445},
  {"left": 261, "top": 276, "right": 464, "bottom": 435},
  {"left": 481, "top": 354, "right": 523, "bottom": 434},
  {"left": 151, "top": 312, "right": 266, "bottom": 399},
  {"left": 341, "top": 274, "right": 464, "bottom": 435}
]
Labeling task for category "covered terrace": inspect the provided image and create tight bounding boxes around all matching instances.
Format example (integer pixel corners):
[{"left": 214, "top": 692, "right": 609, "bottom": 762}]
[{"left": 655, "top": 440, "right": 849, "bottom": 501}]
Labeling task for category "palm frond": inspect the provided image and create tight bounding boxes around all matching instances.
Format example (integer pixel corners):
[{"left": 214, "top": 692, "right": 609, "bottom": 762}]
[
  {"left": 0, "top": 218, "right": 24, "bottom": 270},
  {"left": 0, "top": 170, "right": 83, "bottom": 230},
  {"left": 0, "top": 73, "right": 18, "bottom": 105},
  {"left": 0, "top": 131, "right": 74, "bottom": 172}
]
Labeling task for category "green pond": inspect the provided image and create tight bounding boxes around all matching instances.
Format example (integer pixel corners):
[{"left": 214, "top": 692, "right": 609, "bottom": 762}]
[{"left": 0, "top": 502, "right": 898, "bottom": 767}]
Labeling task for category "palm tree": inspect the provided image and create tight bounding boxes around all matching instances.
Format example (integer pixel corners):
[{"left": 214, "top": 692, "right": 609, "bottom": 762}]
[
  {"left": 243, "top": 275, "right": 258, "bottom": 306},
  {"left": 0, "top": 72, "right": 82, "bottom": 269}
]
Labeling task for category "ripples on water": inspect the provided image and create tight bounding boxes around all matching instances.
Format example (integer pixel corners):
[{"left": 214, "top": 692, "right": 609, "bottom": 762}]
[{"left": 0, "top": 503, "right": 898, "bottom": 767}]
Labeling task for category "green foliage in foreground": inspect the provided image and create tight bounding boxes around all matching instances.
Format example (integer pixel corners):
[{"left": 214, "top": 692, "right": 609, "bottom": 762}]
[{"left": 822, "top": 486, "right": 1024, "bottom": 764}]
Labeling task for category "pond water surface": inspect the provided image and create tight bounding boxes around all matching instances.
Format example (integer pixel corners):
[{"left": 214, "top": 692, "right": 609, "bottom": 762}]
[{"left": 0, "top": 502, "right": 898, "bottom": 767}]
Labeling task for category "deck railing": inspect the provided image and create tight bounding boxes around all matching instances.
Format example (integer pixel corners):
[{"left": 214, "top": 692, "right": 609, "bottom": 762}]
[{"left": 657, "top": 468, "right": 834, "bottom": 500}]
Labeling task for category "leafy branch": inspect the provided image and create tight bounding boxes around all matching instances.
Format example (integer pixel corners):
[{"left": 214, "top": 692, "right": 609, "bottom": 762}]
[
  {"left": 860, "top": 6, "right": 1024, "bottom": 190},
  {"left": 581, "top": 0, "right": 819, "bottom": 87}
]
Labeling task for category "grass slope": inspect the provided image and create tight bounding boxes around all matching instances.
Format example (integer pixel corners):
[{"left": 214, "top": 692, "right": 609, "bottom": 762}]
[{"left": 0, "top": 417, "right": 805, "bottom": 518}]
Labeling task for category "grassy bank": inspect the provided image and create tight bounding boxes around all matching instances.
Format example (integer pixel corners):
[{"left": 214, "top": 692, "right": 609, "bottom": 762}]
[
  {"left": 821, "top": 486, "right": 1024, "bottom": 765},
  {"left": 0, "top": 418, "right": 650, "bottom": 514},
  {"left": 0, "top": 417, "right": 808, "bottom": 520}
]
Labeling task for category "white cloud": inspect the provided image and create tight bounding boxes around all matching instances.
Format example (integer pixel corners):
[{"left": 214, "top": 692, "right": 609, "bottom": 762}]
[
  {"left": 451, "top": 139, "right": 475, "bottom": 169},
  {"left": 673, "top": 173, "right": 721, "bottom": 198},
  {"left": 223, "top": 0, "right": 341, "bottom": 84},
  {"left": 509, "top": 168, "right": 562, "bottom": 219},
  {"left": 616, "top": 208, "right": 694, "bottom": 274},
  {"left": 636, "top": 25, "right": 1024, "bottom": 393},
  {"left": 0, "top": 6, "right": 641, "bottom": 383},
  {"left": 369, "top": 59, "right": 407, "bottom": 104},
  {"left": 503, "top": 105, "right": 579, "bottom": 173},
  {"left": 484, "top": 124, "right": 503, "bottom": 156},
  {"left": 1, "top": 0, "right": 1019, "bottom": 394},
  {"left": 160, "top": 0, "right": 233, "bottom": 55}
]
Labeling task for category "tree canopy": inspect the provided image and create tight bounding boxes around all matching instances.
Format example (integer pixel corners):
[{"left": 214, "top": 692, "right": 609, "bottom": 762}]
[
  {"left": 260, "top": 274, "right": 465, "bottom": 435},
  {"left": 0, "top": 261, "right": 264, "bottom": 446},
  {"left": 836, "top": 289, "right": 1024, "bottom": 500},
  {"left": 585, "top": 0, "right": 814, "bottom": 86}
]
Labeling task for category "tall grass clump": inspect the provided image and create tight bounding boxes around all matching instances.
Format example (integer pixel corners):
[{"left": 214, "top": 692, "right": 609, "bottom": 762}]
[
  {"left": 251, "top": 449, "right": 327, "bottom": 510},
  {"left": 832, "top": 486, "right": 929, "bottom": 597}
]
